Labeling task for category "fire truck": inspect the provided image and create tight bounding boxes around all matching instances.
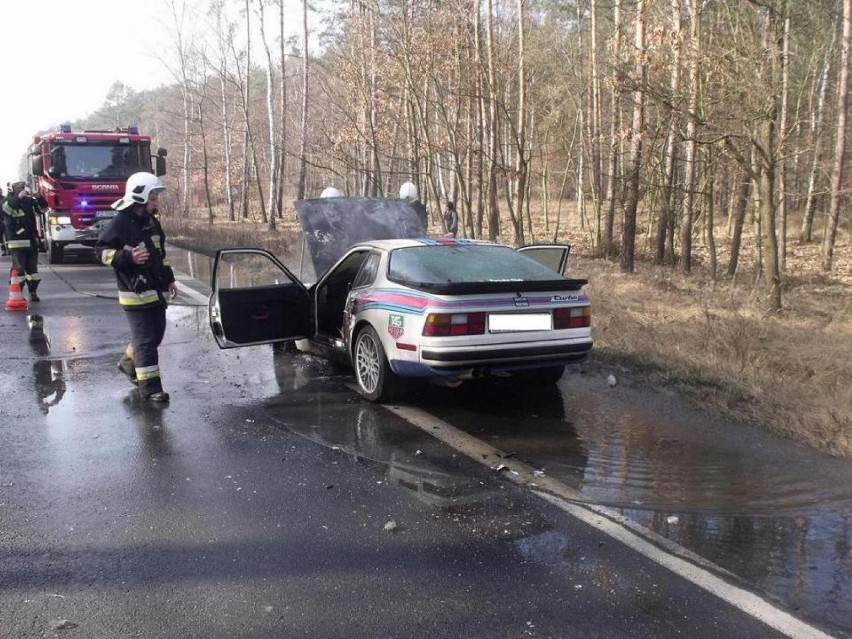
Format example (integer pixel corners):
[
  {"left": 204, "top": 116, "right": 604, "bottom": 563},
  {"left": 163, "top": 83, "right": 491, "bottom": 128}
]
[{"left": 28, "top": 123, "right": 167, "bottom": 264}]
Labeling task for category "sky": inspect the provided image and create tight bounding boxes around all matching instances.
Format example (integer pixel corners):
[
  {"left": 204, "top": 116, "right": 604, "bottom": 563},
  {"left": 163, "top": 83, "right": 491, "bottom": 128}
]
[{"left": 1, "top": 1, "right": 178, "bottom": 183}]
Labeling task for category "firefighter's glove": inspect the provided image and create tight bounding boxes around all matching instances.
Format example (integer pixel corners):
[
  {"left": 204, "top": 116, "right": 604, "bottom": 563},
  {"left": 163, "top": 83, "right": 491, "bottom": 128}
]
[{"left": 130, "top": 273, "right": 149, "bottom": 294}]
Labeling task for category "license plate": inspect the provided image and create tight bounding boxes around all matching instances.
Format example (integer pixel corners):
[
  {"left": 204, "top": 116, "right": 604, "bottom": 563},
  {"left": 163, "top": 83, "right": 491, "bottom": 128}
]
[
  {"left": 489, "top": 313, "right": 551, "bottom": 332},
  {"left": 95, "top": 210, "right": 116, "bottom": 219}
]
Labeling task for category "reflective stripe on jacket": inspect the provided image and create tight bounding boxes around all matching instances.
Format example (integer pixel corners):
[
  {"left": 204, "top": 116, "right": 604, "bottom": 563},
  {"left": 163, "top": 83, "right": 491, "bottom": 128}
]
[
  {"left": 95, "top": 208, "right": 176, "bottom": 311},
  {"left": 2, "top": 197, "right": 39, "bottom": 250}
]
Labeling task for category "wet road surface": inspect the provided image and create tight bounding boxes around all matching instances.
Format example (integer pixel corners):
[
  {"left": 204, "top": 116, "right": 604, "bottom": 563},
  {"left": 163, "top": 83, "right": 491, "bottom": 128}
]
[{"left": 0, "top": 251, "right": 847, "bottom": 638}]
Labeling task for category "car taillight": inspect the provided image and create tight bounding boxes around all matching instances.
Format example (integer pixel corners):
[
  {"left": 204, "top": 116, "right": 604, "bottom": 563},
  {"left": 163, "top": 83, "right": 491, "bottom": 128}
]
[
  {"left": 554, "top": 306, "right": 591, "bottom": 329},
  {"left": 423, "top": 312, "right": 486, "bottom": 336}
]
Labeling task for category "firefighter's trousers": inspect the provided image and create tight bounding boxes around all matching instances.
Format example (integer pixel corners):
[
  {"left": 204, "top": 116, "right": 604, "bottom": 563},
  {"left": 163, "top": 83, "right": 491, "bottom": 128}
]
[
  {"left": 120, "top": 305, "right": 167, "bottom": 397},
  {"left": 10, "top": 248, "right": 40, "bottom": 295}
]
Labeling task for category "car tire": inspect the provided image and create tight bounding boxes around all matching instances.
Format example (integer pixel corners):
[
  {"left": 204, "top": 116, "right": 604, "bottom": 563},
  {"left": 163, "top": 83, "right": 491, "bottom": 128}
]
[{"left": 354, "top": 325, "right": 398, "bottom": 402}]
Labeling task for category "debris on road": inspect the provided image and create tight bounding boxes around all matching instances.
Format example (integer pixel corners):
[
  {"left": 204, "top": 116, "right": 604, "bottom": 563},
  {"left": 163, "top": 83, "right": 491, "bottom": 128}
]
[
  {"left": 50, "top": 619, "right": 78, "bottom": 631},
  {"left": 383, "top": 520, "right": 401, "bottom": 532}
]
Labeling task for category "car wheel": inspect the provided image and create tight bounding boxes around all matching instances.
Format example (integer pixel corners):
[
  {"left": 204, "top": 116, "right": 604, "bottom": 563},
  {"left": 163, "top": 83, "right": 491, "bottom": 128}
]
[{"left": 354, "top": 325, "right": 397, "bottom": 402}]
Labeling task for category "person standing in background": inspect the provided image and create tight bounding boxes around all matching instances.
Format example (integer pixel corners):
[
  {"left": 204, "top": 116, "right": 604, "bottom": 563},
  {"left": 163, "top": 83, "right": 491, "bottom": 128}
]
[
  {"left": 2, "top": 181, "right": 45, "bottom": 300},
  {"left": 443, "top": 200, "right": 459, "bottom": 238}
]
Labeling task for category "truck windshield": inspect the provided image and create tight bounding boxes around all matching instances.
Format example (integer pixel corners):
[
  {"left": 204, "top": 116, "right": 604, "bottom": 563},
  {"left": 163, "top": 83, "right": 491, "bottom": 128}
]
[{"left": 49, "top": 142, "right": 152, "bottom": 180}]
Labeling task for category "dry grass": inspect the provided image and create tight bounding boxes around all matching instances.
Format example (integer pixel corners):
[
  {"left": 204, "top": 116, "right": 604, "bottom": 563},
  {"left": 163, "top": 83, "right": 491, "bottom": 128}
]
[{"left": 164, "top": 203, "right": 852, "bottom": 458}]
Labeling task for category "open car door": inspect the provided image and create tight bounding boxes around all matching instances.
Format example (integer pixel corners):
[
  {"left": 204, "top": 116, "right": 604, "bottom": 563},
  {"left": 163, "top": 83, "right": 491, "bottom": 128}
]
[
  {"left": 208, "top": 248, "right": 311, "bottom": 349},
  {"left": 517, "top": 244, "right": 572, "bottom": 276}
]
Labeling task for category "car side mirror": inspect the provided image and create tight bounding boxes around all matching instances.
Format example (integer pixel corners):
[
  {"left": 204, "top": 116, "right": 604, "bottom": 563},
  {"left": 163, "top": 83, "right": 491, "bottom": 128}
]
[{"left": 47, "top": 166, "right": 59, "bottom": 178}]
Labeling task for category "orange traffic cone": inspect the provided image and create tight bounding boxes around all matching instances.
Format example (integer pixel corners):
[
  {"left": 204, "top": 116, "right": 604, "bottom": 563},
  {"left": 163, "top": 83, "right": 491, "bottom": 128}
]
[{"left": 5, "top": 270, "right": 28, "bottom": 312}]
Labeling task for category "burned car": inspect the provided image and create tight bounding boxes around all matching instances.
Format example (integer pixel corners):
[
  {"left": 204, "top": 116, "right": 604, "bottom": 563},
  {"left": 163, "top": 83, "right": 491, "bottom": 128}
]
[{"left": 208, "top": 197, "right": 592, "bottom": 402}]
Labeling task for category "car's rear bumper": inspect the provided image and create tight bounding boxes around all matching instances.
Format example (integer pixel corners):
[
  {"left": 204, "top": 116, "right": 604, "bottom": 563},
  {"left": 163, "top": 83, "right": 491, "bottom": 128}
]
[
  {"left": 390, "top": 340, "right": 592, "bottom": 377},
  {"left": 420, "top": 341, "right": 592, "bottom": 363}
]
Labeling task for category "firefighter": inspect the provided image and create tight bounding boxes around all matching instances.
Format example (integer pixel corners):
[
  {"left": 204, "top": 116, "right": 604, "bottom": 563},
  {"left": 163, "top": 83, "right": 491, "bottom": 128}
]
[
  {"left": 0, "top": 185, "right": 7, "bottom": 255},
  {"left": 2, "top": 181, "right": 45, "bottom": 300},
  {"left": 96, "top": 172, "right": 177, "bottom": 403},
  {"left": 400, "top": 181, "right": 428, "bottom": 231}
]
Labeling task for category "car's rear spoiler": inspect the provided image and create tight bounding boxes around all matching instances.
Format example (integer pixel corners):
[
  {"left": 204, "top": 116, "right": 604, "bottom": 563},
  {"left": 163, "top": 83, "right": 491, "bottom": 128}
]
[{"left": 392, "top": 278, "right": 588, "bottom": 296}]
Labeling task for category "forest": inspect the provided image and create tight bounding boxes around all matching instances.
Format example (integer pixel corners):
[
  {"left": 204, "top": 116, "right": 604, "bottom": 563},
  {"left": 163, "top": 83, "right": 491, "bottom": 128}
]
[
  {"left": 57, "top": 0, "right": 851, "bottom": 455},
  {"left": 59, "top": 0, "right": 849, "bottom": 309}
]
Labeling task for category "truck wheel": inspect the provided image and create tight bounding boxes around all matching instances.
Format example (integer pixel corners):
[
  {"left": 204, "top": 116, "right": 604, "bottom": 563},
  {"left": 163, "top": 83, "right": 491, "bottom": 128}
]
[{"left": 48, "top": 242, "right": 64, "bottom": 265}]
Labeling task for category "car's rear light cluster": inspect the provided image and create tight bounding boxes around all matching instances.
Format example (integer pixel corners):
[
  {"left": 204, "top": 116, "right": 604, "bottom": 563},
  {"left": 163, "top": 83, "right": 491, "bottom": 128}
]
[
  {"left": 423, "top": 312, "right": 486, "bottom": 336},
  {"left": 553, "top": 305, "right": 591, "bottom": 329}
]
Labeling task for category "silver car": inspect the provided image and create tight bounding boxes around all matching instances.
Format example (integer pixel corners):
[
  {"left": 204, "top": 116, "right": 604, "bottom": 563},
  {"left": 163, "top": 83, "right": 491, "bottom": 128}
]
[{"left": 208, "top": 197, "right": 592, "bottom": 402}]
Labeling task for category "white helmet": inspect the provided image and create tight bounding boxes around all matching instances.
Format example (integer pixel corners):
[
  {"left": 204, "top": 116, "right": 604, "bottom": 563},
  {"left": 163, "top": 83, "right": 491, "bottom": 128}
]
[
  {"left": 320, "top": 186, "right": 342, "bottom": 198},
  {"left": 399, "top": 181, "right": 418, "bottom": 201},
  {"left": 112, "top": 172, "right": 165, "bottom": 210}
]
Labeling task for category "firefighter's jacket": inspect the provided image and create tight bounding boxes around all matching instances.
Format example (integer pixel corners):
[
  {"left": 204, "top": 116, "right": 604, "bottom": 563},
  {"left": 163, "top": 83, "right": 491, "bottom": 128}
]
[
  {"left": 2, "top": 193, "right": 43, "bottom": 250},
  {"left": 96, "top": 208, "right": 175, "bottom": 310}
]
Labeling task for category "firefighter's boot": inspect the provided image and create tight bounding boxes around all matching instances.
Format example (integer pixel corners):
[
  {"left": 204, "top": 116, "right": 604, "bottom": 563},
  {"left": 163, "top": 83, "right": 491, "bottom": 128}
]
[
  {"left": 144, "top": 391, "right": 170, "bottom": 403},
  {"left": 117, "top": 346, "right": 138, "bottom": 386},
  {"left": 27, "top": 279, "right": 40, "bottom": 302}
]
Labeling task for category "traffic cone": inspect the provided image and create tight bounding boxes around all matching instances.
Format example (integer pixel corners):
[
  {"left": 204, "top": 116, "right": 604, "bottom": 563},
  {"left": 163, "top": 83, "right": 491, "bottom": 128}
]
[{"left": 5, "top": 270, "right": 28, "bottom": 312}]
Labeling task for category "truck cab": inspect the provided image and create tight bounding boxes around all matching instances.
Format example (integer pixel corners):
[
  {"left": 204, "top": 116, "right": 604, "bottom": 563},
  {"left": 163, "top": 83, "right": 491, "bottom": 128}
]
[{"left": 28, "top": 123, "right": 167, "bottom": 264}]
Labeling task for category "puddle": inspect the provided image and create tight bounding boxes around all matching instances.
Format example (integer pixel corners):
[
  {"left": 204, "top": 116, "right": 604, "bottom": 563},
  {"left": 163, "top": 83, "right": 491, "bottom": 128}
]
[
  {"left": 411, "top": 377, "right": 852, "bottom": 634},
  {"left": 262, "top": 351, "right": 506, "bottom": 513},
  {"left": 87, "top": 248, "right": 852, "bottom": 633}
]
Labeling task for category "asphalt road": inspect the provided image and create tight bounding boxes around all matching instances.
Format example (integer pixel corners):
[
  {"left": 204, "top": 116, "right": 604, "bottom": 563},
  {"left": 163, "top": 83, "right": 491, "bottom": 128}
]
[{"left": 0, "top": 253, "right": 844, "bottom": 638}]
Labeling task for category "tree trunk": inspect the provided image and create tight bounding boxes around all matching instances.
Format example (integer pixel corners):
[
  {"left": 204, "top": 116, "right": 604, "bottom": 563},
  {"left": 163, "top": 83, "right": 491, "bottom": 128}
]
[
  {"left": 239, "top": 0, "right": 251, "bottom": 220},
  {"left": 620, "top": 0, "right": 646, "bottom": 273},
  {"left": 603, "top": 0, "right": 622, "bottom": 255},
  {"left": 589, "top": 0, "right": 603, "bottom": 213},
  {"left": 656, "top": 0, "right": 683, "bottom": 264},
  {"left": 679, "top": 0, "right": 701, "bottom": 274},
  {"left": 777, "top": 5, "right": 790, "bottom": 270},
  {"left": 821, "top": 0, "right": 850, "bottom": 273},
  {"left": 297, "top": 0, "right": 310, "bottom": 199},
  {"left": 704, "top": 149, "right": 717, "bottom": 281},
  {"left": 220, "top": 71, "right": 235, "bottom": 222},
  {"left": 277, "top": 0, "right": 287, "bottom": 216},
  {"left": 198, "top": 101, "right": 214, "bottom": 224},
  {"left": 800, "top": 31, "right": 835, "bottom": 243},
  {"left": 726, "top": 157, "right": 751, "bottom": 278},
  {"left": 512, "top": 0, "right": 528, "bottom": 247},
  {"left": 257, "top": 0, "right": 278, "bottom": 228},
  {"left": 486, "top": 0, "right": 500, "bottom": 242}
]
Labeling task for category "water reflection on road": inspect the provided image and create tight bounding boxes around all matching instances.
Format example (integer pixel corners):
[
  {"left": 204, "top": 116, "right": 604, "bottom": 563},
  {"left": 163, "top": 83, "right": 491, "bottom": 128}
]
[
  {"left": 411, "top": 376, "right": 851, "bottom": 634},
  {"left": 151, "top": 252, "right": 852, "bottom": 634},
  {"left": 260, "top": 348, "right": 851, "bottom": 633}
]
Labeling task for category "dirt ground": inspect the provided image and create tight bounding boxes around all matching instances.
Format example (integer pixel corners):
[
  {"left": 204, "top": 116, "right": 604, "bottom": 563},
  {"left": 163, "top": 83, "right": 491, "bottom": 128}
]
[{"left": 165, "top": 205, "right": 851, "bottom": 458}]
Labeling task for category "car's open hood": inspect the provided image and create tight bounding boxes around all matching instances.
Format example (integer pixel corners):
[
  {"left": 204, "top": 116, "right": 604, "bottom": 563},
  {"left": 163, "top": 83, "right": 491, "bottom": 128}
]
[{"left": 294, "top": 197, "right": 427, "bottom": 277}]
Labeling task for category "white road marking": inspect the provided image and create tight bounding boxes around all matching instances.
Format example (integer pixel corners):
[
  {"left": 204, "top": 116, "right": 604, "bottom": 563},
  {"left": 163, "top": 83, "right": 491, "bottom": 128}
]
[{"left": 384, "top": 404, "right": 835, "bottom": 639}]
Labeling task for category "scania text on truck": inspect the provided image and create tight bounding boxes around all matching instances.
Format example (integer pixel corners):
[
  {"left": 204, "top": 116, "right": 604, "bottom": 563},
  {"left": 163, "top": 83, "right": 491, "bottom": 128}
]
[{"left": 27, "top": 123, "right": 167, "bottom": 264}]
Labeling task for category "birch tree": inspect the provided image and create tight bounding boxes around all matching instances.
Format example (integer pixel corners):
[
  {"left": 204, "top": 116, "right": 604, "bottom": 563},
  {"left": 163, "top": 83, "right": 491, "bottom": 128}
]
[{"left": 821, "top": 0, "right": 851, "bottom": 273}]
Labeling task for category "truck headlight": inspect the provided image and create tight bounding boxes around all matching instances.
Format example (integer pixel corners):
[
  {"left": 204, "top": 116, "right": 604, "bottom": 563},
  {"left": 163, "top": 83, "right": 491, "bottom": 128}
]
[{"left": 55, "top": 216, "right": 72, "bottom": 225}]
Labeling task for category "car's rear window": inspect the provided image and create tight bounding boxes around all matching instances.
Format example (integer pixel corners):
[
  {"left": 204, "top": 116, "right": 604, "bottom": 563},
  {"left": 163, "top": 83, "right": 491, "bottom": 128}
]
[{"left": 388, "top": 244, "right": 562, "bottom": 284}]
